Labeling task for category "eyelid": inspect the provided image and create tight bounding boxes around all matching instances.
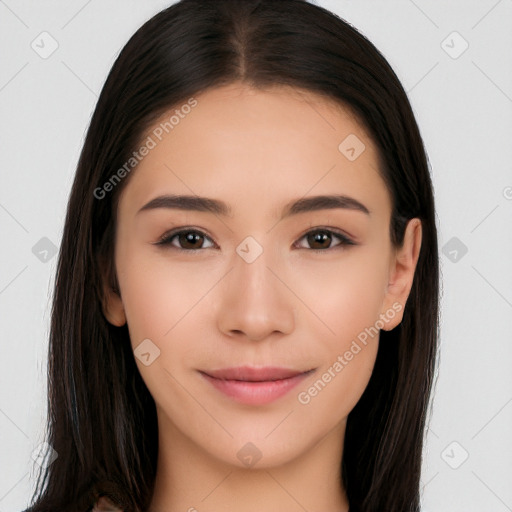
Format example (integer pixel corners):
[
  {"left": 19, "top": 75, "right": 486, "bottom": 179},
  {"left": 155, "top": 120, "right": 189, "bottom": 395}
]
[
  {"left": 293, "top": 226, "right": 356, "bottom": 249},
  {"left": 153, "top": 226, "right": 357, "bottom": 251},
  {"left": 153, "top": 227, "right": 217, "bottom": 250}
]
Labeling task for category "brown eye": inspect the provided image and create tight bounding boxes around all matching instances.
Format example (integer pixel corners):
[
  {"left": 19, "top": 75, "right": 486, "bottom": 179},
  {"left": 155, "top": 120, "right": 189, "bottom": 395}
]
[
  {"left": 307, "top": 231, "right": 333, "bottom": 250},
  {"left": 155, "top": 227, "right": 355, "bottom": 252},
  {"left": 177, "top": 231, "right": 205, "bottom": 249},
  {"left": 156, "top": 229, "right": 215, "bottom": 251},
  {"left": 295, "top": 229, "right": 355, "bottom": 251}
]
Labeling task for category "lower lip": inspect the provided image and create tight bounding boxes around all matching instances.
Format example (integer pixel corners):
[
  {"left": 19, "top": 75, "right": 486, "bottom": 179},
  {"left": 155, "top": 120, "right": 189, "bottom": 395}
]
[{"left": 199, "top": 370, "right": 314, "bottom": 405}]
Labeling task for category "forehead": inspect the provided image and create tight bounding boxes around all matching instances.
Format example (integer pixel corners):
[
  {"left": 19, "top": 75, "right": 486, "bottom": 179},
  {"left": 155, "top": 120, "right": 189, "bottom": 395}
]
[{"left": 118, "top": 82, "right": 391, "bottom": 219}]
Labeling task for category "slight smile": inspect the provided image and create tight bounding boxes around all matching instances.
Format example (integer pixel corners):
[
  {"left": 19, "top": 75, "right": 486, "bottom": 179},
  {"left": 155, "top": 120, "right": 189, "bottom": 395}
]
[{"left": 198, "top": 366, "right": 317, "bottom": 406}]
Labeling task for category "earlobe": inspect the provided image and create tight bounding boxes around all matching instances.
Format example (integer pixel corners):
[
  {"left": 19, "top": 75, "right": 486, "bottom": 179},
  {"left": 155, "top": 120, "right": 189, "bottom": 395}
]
[
  {"left": 102, "top": 282, "right": 127, "bottom": 327},
  {"left": 381, "top": 218, "right": 422, "bottom": 331}
]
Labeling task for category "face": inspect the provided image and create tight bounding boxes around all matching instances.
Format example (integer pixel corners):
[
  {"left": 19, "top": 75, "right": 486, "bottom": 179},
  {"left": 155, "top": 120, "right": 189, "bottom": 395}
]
[{"left": 103, "top": 82, "right": 421, "bottom": 470}]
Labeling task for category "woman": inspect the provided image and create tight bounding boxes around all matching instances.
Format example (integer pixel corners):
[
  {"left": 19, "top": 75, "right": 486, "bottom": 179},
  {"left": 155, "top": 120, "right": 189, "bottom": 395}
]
[{"left": 24, "top": 0, "right": 439, "bottom": 511}]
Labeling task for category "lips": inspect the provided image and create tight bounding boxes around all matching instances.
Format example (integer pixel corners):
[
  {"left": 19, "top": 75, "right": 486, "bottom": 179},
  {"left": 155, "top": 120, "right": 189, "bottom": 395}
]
[
  {"left": 203, "top": 366, "right": 310, "bottom": 382},
  {"left": 199, "top": 366, "right": 315, "bottom": 405}
]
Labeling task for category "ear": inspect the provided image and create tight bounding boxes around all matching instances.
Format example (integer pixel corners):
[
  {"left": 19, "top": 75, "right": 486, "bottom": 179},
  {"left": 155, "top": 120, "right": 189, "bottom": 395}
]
[
  {"left": 380, "top": 218, "right": 422, "bottom": 331},
  {"left": 101, "top": 280, "right": 127, "bottom": 327}
]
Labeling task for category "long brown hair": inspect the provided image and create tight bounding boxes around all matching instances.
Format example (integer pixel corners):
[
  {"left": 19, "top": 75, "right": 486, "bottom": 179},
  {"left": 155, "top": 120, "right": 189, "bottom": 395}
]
[{"left": 24, "top": 1, "right": 439, "bottom": 511}]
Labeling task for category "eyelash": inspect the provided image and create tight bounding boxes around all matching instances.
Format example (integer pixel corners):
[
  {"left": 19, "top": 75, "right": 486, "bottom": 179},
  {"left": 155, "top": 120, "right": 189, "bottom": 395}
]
[{"left": 153, "top": 227, "right": 356, "bottom": 252}]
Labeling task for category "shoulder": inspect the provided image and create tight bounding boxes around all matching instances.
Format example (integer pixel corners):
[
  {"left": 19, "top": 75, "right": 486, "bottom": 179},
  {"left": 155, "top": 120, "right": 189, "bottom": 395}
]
[{"left": 91, "top": 496, "right": 124, "bottom": 512}]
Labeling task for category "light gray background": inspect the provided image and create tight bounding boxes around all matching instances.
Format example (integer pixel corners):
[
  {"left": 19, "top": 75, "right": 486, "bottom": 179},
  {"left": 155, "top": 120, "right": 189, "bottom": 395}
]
[{"left": 1, "top": 1, "right": 511, "bottom": 511}]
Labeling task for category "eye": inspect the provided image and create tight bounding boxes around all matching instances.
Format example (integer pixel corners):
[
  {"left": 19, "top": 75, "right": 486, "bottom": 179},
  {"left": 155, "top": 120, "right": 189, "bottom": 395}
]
[
  {"left": 154, "top": 229, "right": 216, "bottom": 251},
  {"left": 294, "top": 228, "right": 356, "bottom": 251},
  {"left": 154, "top": 227, "right": 356, "bottom": 252}
]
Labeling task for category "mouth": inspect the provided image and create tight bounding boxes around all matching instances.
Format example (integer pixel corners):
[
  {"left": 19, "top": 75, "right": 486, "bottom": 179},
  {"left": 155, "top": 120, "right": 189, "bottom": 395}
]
[{"left": 198, "top": 366, "right": 316, "bottom": 405}]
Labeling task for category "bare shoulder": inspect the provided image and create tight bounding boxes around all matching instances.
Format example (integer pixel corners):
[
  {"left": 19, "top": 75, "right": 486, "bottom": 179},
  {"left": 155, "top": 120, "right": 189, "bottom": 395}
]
[{"left": 91, "top": 496, "right": 124, "bottom": 512}]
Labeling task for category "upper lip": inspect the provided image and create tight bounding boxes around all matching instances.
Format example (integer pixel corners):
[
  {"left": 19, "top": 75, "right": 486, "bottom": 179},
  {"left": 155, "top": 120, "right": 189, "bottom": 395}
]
[{"left": 201, "top": 366, "right": 313, "bottom": 382}]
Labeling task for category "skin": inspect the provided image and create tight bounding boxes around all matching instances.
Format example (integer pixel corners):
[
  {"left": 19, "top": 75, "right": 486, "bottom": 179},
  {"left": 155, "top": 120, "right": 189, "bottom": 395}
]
[{"left": 102, "top": 82, "right": 422, "bottom": 512}]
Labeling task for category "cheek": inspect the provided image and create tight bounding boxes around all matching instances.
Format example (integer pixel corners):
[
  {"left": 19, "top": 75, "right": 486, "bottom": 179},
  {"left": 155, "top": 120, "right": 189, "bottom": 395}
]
[
  {"left": 116, "top": 246, "right": 214, "bottom": 347},
  {"left": 117, "top": 240, "right": 390, "bottom": 356},
  {"left": 290, "top": 250, "right": 389, "bottom": 413},
  {"left": 116, "top": 252, "right": 215, "bottom": 404},
  {"left": 292, "top": 247, "right": 390, "bottom": 342}
]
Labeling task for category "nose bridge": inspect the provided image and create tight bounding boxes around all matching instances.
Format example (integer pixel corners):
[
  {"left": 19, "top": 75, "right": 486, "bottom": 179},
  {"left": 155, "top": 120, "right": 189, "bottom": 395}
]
[
  {"left": 215, "top": 234, "right": 295, "bottom": 340},
  {"left": 235, "top": 234, "right": 276, "bottom": 295}
]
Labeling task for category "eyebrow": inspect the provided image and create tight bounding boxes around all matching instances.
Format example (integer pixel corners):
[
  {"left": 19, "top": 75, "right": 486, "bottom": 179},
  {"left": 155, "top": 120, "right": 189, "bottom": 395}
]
[{"left": 136, "top": 193, "right": 370, "bottom": 218}]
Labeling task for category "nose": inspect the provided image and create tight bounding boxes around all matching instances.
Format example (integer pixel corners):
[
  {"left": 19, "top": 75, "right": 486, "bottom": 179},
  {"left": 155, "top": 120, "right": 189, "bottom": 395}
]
[{"left": 215, "top": 245, "right": 296, "bottom": 342}]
